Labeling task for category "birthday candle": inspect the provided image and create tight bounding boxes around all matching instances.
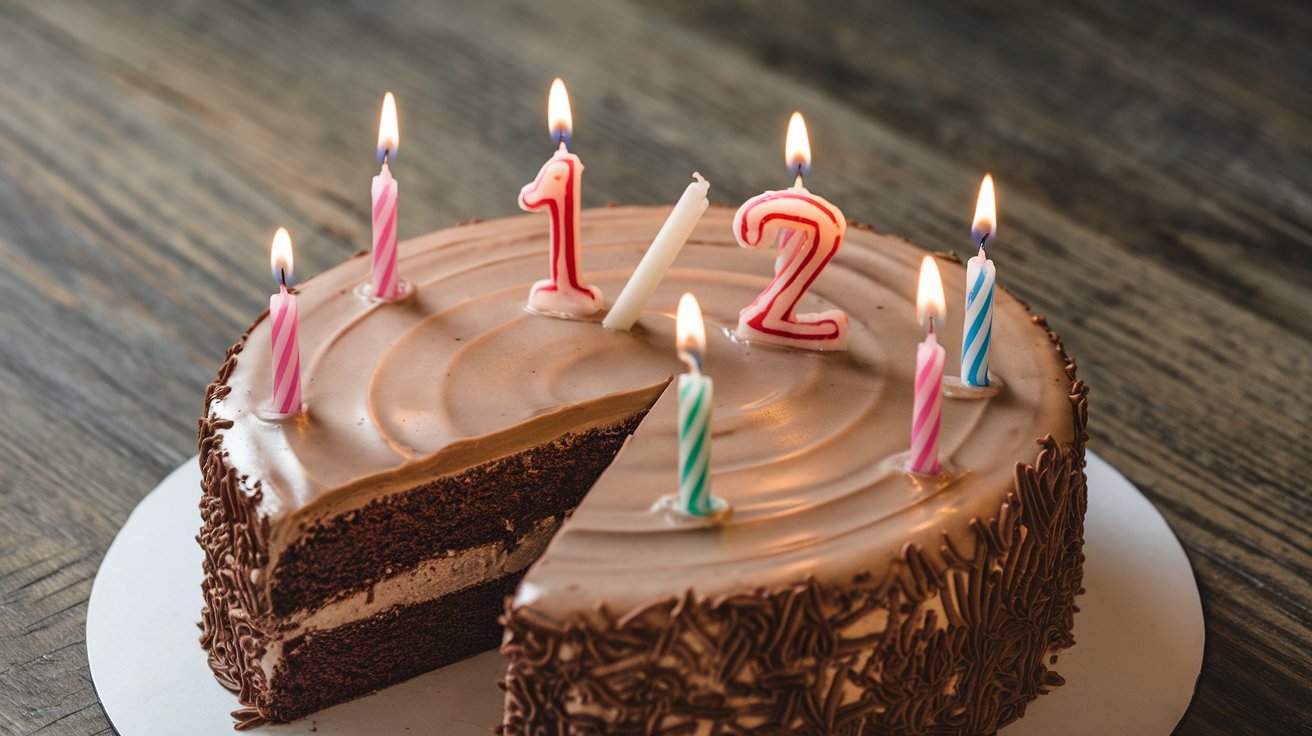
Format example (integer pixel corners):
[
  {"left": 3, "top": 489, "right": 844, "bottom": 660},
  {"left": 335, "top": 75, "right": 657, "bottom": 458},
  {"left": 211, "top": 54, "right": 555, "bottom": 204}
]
[
  {"left": 603, "top": 173, "right": 710, "bottom": 331},
  {"left": 370, "top": 92, "right": 403, "bottom": 301},
  {"left": 962, "top": 174, "right": 996, "bottom": 386},
  {"left": 519, "top": 79, "right": 603, "bottom": 317},
  {"left": 675, "top": 293, "right": 715, "bottom": 515},
  {"left": 909, "top": 257, "right": 946, "bottom": 474},
  {"left": 733, "top": 112, "right": 848, "bottom": 351},
  {"left": 269, "top": 228, "right": 302, "bottom": 415}
]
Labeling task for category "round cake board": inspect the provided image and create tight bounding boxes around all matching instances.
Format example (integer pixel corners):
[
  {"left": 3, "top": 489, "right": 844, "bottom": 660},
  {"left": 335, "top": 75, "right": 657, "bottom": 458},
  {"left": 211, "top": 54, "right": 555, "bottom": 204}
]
[{"left": 87, "top": 451, "right": 1203, "bottom": 735}]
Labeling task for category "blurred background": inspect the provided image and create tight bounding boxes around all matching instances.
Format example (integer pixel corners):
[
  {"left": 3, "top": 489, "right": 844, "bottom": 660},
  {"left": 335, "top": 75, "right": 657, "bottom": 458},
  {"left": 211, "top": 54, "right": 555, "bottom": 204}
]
[{"left": 0, "top": 1, "right": 1308, "bottom": 734}]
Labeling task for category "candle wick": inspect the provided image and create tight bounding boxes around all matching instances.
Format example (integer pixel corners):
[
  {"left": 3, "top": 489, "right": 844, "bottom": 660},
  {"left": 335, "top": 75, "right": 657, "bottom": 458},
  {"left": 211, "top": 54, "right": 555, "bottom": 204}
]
[
  {"left": 928, "top": 315, "right": 936, "bottom": 336},
  {"left": 679, "top": 351, "right": 702, "bottom": 375},
  {"left": 279, "top": 268, "right": 288, "bottom": 289},
  {"left": 978, "top": 232, "right": 990, "bottom": 252}
]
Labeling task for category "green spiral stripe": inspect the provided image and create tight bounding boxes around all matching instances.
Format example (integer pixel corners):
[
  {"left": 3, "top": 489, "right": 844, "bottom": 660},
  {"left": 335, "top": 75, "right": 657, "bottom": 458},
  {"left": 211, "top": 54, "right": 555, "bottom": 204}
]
[{"left": 678, "top": 375, "right": 713, "bottom": 515}]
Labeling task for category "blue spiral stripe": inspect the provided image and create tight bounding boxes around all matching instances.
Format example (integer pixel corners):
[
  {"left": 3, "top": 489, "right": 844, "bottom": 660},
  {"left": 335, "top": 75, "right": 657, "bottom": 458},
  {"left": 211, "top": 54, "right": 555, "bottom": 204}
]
[{"left": 963, "top": 273, "right": 994, "bottom": 386}]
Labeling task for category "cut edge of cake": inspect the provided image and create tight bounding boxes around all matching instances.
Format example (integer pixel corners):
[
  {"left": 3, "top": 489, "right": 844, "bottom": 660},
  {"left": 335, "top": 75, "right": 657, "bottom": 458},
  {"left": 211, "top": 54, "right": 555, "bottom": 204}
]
[
  {"left": 499, "top": 309, "right": 1089, "bottom": 735},
  {"left": 197, "top": 318, "right": 669, "bottom": 727}
]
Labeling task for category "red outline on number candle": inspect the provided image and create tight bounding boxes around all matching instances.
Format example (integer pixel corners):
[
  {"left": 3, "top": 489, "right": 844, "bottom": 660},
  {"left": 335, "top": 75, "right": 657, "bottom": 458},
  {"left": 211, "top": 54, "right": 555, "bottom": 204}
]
[
  {"left": 738, "top": 192, "right": 844, "bottom": 341},
  {"left": 520, "top": 156, "right": 588, "bottom": 295}
]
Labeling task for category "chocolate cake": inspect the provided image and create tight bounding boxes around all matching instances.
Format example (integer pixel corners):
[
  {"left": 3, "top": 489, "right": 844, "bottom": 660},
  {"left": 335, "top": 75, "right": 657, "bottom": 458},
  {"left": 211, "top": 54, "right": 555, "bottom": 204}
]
[{"left": 198, "top": 205, "right": 1087, "bottom": 733}]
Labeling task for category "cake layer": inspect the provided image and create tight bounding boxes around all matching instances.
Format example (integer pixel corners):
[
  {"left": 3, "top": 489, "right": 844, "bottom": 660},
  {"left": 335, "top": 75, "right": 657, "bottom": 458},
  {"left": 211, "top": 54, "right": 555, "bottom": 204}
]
[
  {"left": 269, "top": 413, "right": 650, "bottom": 616},
  {"left": 200, "top": 394, "right": 657, "bottom": 724},
  {"left": 280, "top": 514, "right": 558, "bottom": 647},
  {"left": 264, "top": 573, "right": 523, "bottom": 725}
]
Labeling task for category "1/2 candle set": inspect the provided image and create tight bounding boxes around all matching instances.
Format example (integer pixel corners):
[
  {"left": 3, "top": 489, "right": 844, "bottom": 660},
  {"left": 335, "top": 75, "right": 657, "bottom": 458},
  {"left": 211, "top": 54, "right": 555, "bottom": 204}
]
[{"left": 255, "top": 82, "right": 1007, "bottom": 516}]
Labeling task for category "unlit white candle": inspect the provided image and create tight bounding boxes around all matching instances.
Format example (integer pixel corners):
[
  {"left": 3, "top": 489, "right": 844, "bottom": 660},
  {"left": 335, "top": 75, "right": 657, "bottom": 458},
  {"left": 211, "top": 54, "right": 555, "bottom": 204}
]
[{"left": 603, "top": 173, "right": 710, "bottom": 331}]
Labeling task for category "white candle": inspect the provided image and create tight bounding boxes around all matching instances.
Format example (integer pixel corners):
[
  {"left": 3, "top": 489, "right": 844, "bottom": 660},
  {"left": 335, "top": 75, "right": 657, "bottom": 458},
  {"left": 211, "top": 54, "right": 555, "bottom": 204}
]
[{"left": 603, "top": 173, "right": 711, "bottom": 331}]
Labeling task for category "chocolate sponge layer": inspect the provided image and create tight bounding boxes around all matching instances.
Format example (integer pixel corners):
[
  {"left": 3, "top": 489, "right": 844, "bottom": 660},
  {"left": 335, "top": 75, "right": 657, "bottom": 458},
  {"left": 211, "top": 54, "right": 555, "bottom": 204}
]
[
  {"left": 266, "top": 572, "right": 522, "bottom": 723},
  {"left": 270, "top": 413, "right": 648, "bottom": 618}
]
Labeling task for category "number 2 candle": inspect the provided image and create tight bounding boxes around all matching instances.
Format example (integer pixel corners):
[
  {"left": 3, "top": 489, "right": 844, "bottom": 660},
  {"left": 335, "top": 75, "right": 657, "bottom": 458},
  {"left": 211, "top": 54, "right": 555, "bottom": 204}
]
[
  {"left": 519, "top": 78, "right": 603, "bottom": 317},
  {"left": 732, "top": 112, "right": 848, "bottom": 350},
  {"left": 370, "top": 92, "right": 404, "bottom": 301},
  {"left": 909, "top": 256, "right": 946, "bottom": 475},
  {"left": 269, "top": 228, "right": 302, "bottom": 416},
  {"left": 962, "top": 174, "right": 997, "bottom": 386}
]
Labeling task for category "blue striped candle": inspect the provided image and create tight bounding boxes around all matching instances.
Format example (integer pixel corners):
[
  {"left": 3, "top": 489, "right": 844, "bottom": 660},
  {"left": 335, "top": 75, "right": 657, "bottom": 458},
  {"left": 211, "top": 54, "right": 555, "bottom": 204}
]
[
  {"left": 962, "top": 175, "right": 997, "bottom": 387},
  {"left": 675, "top": 293, "right": 718, "bottom": 517}
]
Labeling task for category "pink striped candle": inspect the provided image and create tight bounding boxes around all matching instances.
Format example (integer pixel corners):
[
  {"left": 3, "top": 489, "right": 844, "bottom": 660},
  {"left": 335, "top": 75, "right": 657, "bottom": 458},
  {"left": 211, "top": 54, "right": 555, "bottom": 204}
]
[
  {"left": 370, "top": 92, "right": 402, "bottom": 301},
  {"left": 269, "top": 228, "right": 302, "bottom": 415},
  {"left": 908, "top": 256, "right": 946, "bottom": 474}
]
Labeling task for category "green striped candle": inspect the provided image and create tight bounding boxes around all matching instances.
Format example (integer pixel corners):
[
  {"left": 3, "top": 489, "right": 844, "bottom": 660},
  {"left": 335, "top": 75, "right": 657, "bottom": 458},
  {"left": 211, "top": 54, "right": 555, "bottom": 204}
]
[
  {"left": 676, "top": 293, "right": 717, "bottom": 516},
  {"left": 678, "top": 372, "right": 713, "bottom": 515}
]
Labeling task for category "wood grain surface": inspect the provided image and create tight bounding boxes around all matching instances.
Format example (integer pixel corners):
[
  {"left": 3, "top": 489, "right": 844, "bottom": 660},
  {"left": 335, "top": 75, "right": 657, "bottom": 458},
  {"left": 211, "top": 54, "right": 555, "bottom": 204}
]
[{"left": 0, "top": 0, "right": 1307, "bottom": 733}]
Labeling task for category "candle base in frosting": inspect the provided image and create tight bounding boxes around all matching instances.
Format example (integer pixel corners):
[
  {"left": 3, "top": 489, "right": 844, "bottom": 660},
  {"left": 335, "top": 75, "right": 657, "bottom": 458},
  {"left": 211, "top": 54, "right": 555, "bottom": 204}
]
[
  {"left": 255, "top": 403, "right": 308, "bottom": 422},
  {"left": 943, "top": 373, "right": 1005, "bottom": 400},
  {"left": 355, "top": 278, "right": 416, "bottom": 305},
  {"left": 650, "top": 493, "right": 733, "bottom": 525},
  {"left": 526, "top": 280, "right": 604, "bottom": 318}
]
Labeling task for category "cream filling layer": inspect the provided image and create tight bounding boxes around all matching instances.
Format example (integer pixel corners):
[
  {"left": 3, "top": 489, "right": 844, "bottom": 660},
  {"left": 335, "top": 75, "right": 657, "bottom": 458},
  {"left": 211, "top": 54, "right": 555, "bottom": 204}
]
[{"left": 261, "top": 516, "right": 560, "bottom": 677}]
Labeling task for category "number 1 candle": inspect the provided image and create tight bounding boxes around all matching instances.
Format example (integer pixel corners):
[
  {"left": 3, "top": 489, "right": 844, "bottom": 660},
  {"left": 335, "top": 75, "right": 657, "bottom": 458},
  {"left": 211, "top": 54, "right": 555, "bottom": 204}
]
[
  {"left": 675, "top": 293, "right": 726, "bottom": 517},
  {"left": 519, "top": 78, "right": 603, "bottom": 317},
  {"left": 370, "top": 92, "right": 404, "bottom": 301},
  {"left": 909, "top": 256, "right": 946, "bottom": 475},
  {"left": 269, "top": 228, "right": 302, "bottom": 416},
  {"left": 733, "top": 112, "right": 848, "bottom": 350},
  {"left": 962, "top": 174, "right": 997, "bottom": 386}
]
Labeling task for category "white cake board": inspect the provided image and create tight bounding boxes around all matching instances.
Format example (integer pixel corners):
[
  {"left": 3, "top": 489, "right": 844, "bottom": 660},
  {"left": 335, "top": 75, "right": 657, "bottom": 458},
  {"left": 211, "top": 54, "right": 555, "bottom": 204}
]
[{"left": 87, "top": 451, "right": 1203, "bottom": 735}]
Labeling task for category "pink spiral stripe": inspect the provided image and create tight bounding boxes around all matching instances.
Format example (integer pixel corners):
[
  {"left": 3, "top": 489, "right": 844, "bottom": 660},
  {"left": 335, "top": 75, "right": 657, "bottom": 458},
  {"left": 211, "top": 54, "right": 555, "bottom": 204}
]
[
  {"left": 908, "top": 334, "right": 945, "bottom": 474},
  {"left": 371, "top": 166, "right": 401, "bottom": 300},
  {"left": 269, "top": 287, "right": 301, "bottom": 414}
]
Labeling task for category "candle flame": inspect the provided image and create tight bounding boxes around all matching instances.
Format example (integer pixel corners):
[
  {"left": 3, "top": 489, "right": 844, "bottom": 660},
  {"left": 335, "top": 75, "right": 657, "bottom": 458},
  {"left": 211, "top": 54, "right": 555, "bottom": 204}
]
[
  {"left": 972, "top": 174, "right": 996, "bottom": 246},
  {"left": 377, "top": 92, "right": 399, "bottom": 165},
  {"left": 548, "top": 78, "right": 573, "bottom": 147},
  {"left": 676, "top": 292, "right": 707, "bottom": 372},
  {"left": 786, "top": 111, "right": 812, "bottom": 180},
  {"left": 270, "top": 227, "right": 294, "bottom": 287},
  {"left": 916, "top": 256, "right": 945, "bottom": 329}
]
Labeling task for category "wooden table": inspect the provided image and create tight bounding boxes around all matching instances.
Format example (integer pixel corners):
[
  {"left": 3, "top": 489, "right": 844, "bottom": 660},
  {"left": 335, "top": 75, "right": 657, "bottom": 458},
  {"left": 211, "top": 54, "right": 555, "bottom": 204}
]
[{"left": 1, "top": 1, "right": 1307, "bottom": 733}]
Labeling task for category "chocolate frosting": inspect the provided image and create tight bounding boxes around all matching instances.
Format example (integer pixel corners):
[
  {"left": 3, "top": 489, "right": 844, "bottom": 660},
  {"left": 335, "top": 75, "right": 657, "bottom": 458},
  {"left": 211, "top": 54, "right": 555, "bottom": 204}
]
[{"left": 209, "top": 206, "right": 1073, "bottom": 582}]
